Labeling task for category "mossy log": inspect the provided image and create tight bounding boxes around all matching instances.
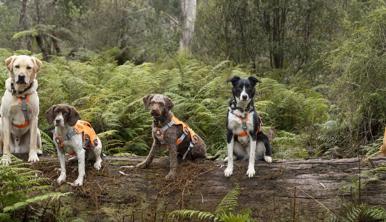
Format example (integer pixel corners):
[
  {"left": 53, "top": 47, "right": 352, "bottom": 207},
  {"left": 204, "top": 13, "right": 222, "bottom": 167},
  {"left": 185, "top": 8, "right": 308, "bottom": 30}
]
[{"left": 31, "top": 156, "right": 386, "bottom": 221}]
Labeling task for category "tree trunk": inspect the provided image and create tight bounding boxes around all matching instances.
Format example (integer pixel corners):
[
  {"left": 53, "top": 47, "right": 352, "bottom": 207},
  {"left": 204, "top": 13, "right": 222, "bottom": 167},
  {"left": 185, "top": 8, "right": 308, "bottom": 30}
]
[
  {"left": 262, "top": 0, "right": 287, "bottom": 69},
  {"left": 32, "top": 156, "right": 386, "bottom": 221},
  {"left": 18, "top": 0, "right": 32, "bottom": 50},
  {"left": 178, "top": 0, "right": 196, "bottom": 54}
]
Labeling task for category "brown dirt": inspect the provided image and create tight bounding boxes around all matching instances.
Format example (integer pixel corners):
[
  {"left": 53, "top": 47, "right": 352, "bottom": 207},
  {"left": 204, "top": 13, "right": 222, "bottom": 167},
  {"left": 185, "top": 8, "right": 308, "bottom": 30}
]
[{"left": 30, "top": 155, "right": 386, "bottom": 222}]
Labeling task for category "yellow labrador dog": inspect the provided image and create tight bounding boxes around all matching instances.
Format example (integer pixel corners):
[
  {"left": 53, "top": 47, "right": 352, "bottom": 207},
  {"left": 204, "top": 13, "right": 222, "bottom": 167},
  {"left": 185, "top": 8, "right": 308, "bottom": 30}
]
[{"left": 0, "top": 55, "right": 42, "bottom": 165}]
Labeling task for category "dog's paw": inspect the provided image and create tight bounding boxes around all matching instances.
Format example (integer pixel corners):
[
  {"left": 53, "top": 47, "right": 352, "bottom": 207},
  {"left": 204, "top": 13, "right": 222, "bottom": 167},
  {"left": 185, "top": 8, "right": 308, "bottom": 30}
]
[
  {"left": 1, "top": 155, "right": 12, "bottom": 166},
  {"left": 28, "top": 152, "right": 39, "bottom": 163},
  {"left": 72, "top": 178, "right": 84, "bottom": 186},
  {"left": 165, "top": 172, "right": 176, "bottom": 180},
  {"left": 264, "top": 156, "right": 272, "bottom": 163},
  {"left": 224, "top": 166, "right": 233, "bottom": 177},
  {"left": 57, "top": 174, "right": 66, "bottom": 185},
  {"left": 246, "top": 167, "right": 255, "bottom": 178},
  {"left": 94, "top": 161, "right": 102, "bottom": 171}
]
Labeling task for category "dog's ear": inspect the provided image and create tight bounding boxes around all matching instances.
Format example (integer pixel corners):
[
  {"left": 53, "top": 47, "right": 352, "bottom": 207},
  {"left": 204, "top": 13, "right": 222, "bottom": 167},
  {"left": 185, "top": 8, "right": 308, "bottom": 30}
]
[
  {"left": 67, "top": 106, "right": 80, "bottom": 126},
  {"left": 248, "top": 76, "right": 261, "bottom": 87},
  {"left": 143, "top": 94, "right": 154, "bottom": 109},
  {"left": 32, "top": 57, "right": 42, "bottom": 73},
  {"left": 45, "top": 105, "right": 57, "bottom": 124},
  {"left": 164, "top": 95, "right": 174, "bottom": 111},
  {"left": 4, "top": 55, "right": 17, "bottom": 72},
  {"left": 228, "top": 76, "right": 241, "bottom": 86}
]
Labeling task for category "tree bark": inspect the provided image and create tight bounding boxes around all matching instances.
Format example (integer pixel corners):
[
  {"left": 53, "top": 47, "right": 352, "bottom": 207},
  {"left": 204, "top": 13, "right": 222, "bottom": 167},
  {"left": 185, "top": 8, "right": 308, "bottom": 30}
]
[
  {"left": 178, "top": 0, "right": 197, "bottom": 54},
  {"left": 32, "top": 156, "right": 386, "bottom": 221},
  {"left": 18, "top": 0, "right": 32, "bottom": 50}
]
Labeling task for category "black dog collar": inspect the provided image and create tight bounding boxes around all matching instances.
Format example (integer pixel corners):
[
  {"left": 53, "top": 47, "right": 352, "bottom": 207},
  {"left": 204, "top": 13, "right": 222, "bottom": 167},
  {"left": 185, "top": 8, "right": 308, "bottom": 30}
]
[{"left": 10, "top": 81, "right": 34, "bottom": 96}]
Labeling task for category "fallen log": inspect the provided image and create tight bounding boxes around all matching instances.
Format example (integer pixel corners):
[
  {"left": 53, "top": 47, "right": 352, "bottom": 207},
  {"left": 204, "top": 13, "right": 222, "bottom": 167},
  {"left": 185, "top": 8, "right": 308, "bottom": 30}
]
[{"left": 31, "top": 156, "right": 386, "bottom": 221}]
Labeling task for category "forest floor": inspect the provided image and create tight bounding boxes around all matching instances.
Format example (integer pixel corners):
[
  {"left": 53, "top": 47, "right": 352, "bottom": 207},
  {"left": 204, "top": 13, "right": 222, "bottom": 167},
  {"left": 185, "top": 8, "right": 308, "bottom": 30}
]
[{"left": 31, "top": 155, "right": 386, "bottom": 221}]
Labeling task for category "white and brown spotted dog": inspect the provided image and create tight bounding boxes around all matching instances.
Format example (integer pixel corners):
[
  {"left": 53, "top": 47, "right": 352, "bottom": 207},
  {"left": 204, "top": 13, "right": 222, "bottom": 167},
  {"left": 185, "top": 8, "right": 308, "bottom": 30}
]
[
  {"left": 0, "top": 55, "right": 43, "bottom": 165},
  {"left": 137, "top": 94, "right": 206, "bottom": 180},
  {"left": 45, "top": 104, "right": 103, "bottom": 186}
]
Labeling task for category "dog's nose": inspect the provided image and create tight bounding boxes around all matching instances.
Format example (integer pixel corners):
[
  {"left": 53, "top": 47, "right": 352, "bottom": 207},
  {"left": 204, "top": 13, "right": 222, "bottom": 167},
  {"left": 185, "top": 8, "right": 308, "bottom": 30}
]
[
  {"left": 55, "top": 119, "right": 61, "bottom": 124},
  {"left": 16, "top": 75, "right": 26, "bottom": 84},
  {"left": 151, "top": 110, "right": 160, "bottom": 116},
  {"left": 242, "top": 95, "right": 248, "bottom": 100}
]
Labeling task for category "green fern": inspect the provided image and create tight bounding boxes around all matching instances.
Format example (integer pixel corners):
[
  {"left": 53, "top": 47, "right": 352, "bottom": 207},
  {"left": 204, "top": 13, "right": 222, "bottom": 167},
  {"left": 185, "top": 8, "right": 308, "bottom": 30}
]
[
  {"left": 169, "top": 185, "right": 255, "bottom": 222},
  {"left": 169, "top": 210, "right": 216, "bottom": 221},
  {"left": 215, "top": 185, "right": 240, "bottom": 215},
  {"left": 0, "top": 49, "right": 331, "bottom": 159},
  {"left": 330, "top": 204, "right": 386, "bottom": 222},
  {"left": 0, "top": 156, "right": 69, "bottom": 221}
]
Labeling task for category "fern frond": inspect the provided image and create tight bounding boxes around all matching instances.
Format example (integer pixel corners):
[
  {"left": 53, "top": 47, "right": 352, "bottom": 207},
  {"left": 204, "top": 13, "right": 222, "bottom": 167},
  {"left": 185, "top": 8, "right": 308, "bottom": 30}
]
[
  {"left": 169, "top": 210, "right": 216, "bottom": 221},
  {"left": 3, "top": 192, "right": 70, "bottom": 213},
  {"left": 215, "top": 185, "right": 240, "bottom": 215}
]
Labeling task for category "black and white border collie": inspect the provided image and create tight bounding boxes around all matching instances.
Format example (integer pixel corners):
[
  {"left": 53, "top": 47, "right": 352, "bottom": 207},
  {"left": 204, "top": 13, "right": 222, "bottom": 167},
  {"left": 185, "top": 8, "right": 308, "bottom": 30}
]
[{"left": 224, "top": 76, "right": 272, "bottom": 178}]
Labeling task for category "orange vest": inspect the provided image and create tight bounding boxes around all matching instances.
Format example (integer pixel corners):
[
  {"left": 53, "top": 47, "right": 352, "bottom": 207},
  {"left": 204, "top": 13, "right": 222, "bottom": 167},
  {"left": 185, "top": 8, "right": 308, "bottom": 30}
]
[
  {"left": 171, "top": 116, "right": 199, "bottom": 145},
  {"left": 55, "top": 120, "right": 98, "bottom": 152},
  {"left": 73, "top": 120, "right": 98, "bottom": 147}
]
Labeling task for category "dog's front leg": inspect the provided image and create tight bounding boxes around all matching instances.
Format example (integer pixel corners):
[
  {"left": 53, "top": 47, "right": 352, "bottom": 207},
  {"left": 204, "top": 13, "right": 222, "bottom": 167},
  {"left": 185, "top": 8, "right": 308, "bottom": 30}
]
[
  {"left": 224, "top": 129, "right": 234, "bottom": 177},
  {"left": 28, "top": 117, "right": 39, "bottom": 163},
  {"left": 165, "top": 143, "right": 178, "bottom": 180},
  {"left": 247, "top": 133, "right": 257, "bottom": 178},
  {"left": 136, "top": 139, "right": 159, "bottom": 168},
  {"left": 1, "top": 117, "right": 12, "bottom": 165},
  {"left": 73, "top": 147, "right": 85, "bottom": 186},
  {"left": 56, "top": 148, "right": 66, "bottom": 185}
]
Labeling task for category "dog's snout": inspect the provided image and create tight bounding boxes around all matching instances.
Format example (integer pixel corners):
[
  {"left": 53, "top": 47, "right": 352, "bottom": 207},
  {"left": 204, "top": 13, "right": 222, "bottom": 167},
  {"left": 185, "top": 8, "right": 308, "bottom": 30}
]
[
  {"left": 242, "top": 95, "right": 248, "bottom": 100},
  {"left": 16, "top": 75, "right": 26, "bottom": 84},
  {"left": 151, "top": 109, "right": 160, "bottom": 116},
  {"left": 55, "top": 119, "right": 61, "bottom": 124}
]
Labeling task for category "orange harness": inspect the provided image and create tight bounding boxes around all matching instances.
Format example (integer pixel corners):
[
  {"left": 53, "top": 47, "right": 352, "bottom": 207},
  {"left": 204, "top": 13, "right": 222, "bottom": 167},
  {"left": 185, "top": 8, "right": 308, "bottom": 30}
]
[
  {"left": 12, "top": 95, "right": 30, "bottom": 129},
  {"left": 55, "top": 120, "right": 98, "bottom": 153},
  {"left": 232, "top": 111, "right": 263, "bottom": 138},
  {"left": 154, "top": 115, "right": 199, "bottom": 159}
]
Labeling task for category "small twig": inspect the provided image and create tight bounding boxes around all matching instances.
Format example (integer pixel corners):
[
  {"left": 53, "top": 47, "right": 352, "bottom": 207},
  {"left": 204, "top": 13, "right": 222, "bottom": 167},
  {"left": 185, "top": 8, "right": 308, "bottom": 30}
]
[
  {"left": 296, "top": 187, "right": 337, "bottom": 217},
  {"left": 292, "top": 187, "right": 297, "bottom": 222}
]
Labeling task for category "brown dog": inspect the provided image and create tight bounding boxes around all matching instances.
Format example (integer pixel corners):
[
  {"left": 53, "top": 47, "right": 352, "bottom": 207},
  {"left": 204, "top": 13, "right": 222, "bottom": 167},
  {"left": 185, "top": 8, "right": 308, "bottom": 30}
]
[{"left": 136, "top": 94, "right": 206, "bottom": 180}]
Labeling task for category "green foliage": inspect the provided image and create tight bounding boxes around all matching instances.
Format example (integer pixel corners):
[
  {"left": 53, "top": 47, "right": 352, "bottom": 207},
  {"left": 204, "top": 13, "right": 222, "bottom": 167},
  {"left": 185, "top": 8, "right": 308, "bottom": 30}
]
[
  {"left": 313, "top": 1, "right": 386, "bottom": 155},
  {"left": 170, "top": 185, "right": 255, "bottom": 222},
  {"left": 0, "top": 48, "right": 330, "bottom": 158},
  {"left": 330, "top": 204, "right": 386, "bottom": 222},
  {"left": 0, "top": 156, "right": 69, "bottom": 221},
  {"left": 215, "top": 185, "right": 240, "bottom": 215}
]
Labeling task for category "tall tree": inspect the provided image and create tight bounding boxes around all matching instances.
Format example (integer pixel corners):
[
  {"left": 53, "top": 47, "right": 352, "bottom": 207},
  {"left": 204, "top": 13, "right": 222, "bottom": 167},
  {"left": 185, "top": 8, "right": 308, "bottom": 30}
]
[
  {"left": 179, "top": 0, "right": 196, "bottom": 53},
  {"left": 18, "top": 0, "right": 31, "bottom": 50}
]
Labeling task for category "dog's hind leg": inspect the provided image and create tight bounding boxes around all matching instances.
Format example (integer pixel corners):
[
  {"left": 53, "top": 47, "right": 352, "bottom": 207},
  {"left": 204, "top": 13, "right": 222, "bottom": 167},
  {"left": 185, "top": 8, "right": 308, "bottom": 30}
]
[
  {"left": 256, "top": 141, "right": 265, "bottom": 160},
  {"left": 256, "top": 132, "right": 272, "bottom": 163}
]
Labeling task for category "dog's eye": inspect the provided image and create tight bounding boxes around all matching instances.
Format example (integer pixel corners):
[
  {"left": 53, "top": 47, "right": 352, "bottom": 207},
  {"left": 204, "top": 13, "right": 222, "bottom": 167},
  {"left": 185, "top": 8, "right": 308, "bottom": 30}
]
[
  {"left": 26, "top": 66, "right": 32, "bottom": 70},
  {"left": 15, "top": 65, "right": 20, "bottom": 69}
]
